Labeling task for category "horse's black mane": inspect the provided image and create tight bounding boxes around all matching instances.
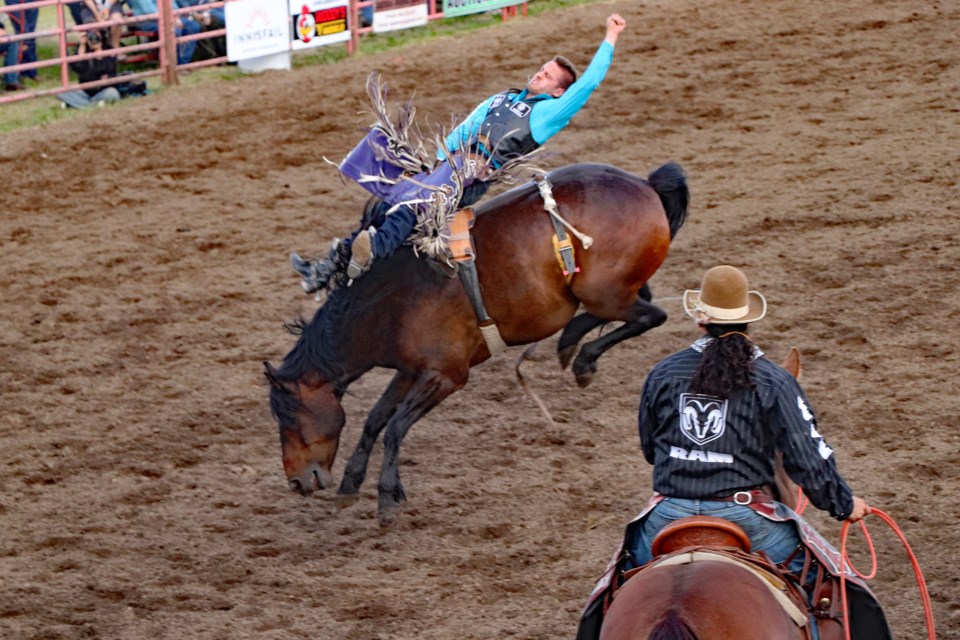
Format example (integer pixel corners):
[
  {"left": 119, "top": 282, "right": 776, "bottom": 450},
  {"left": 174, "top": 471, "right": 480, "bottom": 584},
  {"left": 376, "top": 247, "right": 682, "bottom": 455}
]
[
  {"left": 275, "top": 287, "right": 353, "bottom": 393},
  {"left": 268, "top": 287, "right": 355, "bottom": 430},
  {"left": 273, "top": 275, "right": 405, "bottom": 392}
]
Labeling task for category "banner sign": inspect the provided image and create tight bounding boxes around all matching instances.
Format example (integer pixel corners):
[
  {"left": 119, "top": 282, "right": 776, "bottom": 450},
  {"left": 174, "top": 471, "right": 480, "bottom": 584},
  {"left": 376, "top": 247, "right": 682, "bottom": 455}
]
[
  {"left": 373, "top": 0, "right": 428, "bottom": 34},
  {"left": 290, "top": 0, "right": 352, "bottom": 50},
  {"left": 441, "top": 0, "right": 524, "bottom": 18},
  {"left": 226, "top": 0, "right": 292, "bottom": 62}
]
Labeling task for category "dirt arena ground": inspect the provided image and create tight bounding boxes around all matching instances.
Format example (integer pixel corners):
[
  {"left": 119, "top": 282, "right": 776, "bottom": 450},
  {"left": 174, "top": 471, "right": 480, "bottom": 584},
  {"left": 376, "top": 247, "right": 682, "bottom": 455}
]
[{"left": 1, "top": 0, "right": 957, "bottom": 637}]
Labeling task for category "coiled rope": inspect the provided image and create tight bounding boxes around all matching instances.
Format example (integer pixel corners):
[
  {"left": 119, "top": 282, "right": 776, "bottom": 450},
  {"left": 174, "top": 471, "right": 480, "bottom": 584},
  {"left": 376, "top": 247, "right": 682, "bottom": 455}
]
[
  {"left": 839, "top": 508, "right": 936, "bottom": 640},
  {"left": 795, "top": 487, "right": 935, "bottom": 640}
]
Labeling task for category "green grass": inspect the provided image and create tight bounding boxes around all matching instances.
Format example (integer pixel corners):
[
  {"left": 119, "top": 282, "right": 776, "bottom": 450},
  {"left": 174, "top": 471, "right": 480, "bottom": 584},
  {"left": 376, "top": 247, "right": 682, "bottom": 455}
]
[{"left": 0, "top": 0, "right": 598, "bottom": 132}]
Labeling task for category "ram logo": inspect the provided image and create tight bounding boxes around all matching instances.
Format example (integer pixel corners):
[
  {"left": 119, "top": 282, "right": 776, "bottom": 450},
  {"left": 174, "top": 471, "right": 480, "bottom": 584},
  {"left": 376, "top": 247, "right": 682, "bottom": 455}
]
[{"left": 679, "top": 394, "right": 728, "bottom": 446}]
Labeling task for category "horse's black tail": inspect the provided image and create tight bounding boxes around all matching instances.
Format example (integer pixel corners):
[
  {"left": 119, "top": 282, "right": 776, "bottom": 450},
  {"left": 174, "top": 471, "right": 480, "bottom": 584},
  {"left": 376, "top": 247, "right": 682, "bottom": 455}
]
[
  {"left": 649, "top": 612, "right": 699, "bottom": 640},
  {"left": 648, "top": 162, "right": 689, "bottom": 240}
]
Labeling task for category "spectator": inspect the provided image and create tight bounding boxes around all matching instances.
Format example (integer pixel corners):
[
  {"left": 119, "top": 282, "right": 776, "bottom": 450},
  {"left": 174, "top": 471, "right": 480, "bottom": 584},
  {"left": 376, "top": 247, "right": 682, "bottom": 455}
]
[
  {"left": 78, "top": 0, "right": 124, "bottom": 50},
  {"left": 180, "top": 0, "right": 223, "bottom": 26},
  {"left": 125, "top": 0, "right": 200, "bottom": 66},
  {"left": 66, "top": 0, "right": 84, "bottom": 25},
  {"left": 0, "top": 13, "right": 22, "bottom": 91},
  {"left": 57, "top": 30, "right": 120, "bottom": 108},
  {"left": 180, "top": 0, "right": 224, "bottom": 59},
  {"left": 4, "top": 0, "right": 38, "bottom": 83}
]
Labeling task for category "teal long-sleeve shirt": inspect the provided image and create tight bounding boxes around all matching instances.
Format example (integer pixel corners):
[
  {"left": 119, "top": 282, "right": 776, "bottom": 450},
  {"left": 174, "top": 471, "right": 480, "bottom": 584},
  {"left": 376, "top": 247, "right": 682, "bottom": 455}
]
[{"left": 443, "top": 40, "right": 616, "bottom": 157}]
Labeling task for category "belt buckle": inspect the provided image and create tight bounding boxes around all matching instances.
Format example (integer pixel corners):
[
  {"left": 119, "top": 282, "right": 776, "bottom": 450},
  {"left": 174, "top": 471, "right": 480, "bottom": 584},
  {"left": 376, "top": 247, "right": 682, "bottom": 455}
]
[{"left": 733, "top": 491, "right": 752, "bottom": 505}]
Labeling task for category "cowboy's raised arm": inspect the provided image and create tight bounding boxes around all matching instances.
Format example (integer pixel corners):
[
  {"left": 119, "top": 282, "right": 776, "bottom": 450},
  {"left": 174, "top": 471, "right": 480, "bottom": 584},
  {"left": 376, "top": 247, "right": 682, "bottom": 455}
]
[
  {"left": 604, "top": 13, "right": 626, "bottom": 46},
  {"left": 529, "top": 14, "right": 627, "bottom": 144}
]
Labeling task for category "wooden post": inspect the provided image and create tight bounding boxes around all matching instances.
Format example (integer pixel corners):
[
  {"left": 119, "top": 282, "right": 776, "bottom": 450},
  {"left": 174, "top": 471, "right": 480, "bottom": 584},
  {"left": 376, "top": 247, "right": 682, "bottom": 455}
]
[
  {"left": 159, "top": 0, "right": 179, "bottom": 85},
  {"left": 56, "top": 0, "right": 69, "bottom": 87},
  {"left": 348, "top": 0, "right": 359, "bottom": 55}
]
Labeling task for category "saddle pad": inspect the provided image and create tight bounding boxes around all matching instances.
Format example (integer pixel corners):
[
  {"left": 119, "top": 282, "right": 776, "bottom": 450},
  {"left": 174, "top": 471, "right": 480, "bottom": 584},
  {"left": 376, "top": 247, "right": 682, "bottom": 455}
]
[{"left": 650, "top": 550, "right": 808, "bottom": 627}]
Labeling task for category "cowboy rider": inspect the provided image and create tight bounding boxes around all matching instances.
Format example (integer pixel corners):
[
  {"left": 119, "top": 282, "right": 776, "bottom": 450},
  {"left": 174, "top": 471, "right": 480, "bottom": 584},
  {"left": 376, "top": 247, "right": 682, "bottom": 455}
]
[
  {"left": 577, "top": 265, "right": 891, "bottom": 640},
  {"left": 291, "top": 12, "right": 628, "bottom": 293}
]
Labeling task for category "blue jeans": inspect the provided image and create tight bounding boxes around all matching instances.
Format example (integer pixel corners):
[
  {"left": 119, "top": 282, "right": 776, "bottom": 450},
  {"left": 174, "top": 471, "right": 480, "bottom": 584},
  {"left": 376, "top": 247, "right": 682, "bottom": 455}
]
[
  {"left": 629, "top": 498, "right": 806, "bottom": 574},
  {"left": 135, "top": 18, "right": 201, "bottom": 66},
  {"left": 1, "top": 36, "right": 19, "bottom": 85},
  {"left": 369, "top": 204, "right": 418, "bottom": 258},
  {"left": 57, "top": 86, "right": 121, "bottom": 108},
  {"left": 5, "top": 0, "right": 37, "bottom": 79}
]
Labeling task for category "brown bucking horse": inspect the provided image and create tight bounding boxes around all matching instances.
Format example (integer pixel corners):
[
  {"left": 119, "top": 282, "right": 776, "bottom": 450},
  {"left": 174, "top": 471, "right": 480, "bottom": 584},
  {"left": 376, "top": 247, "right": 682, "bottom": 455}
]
[{"left": 265, "top": 162, "right": 689, "bottom": 524}]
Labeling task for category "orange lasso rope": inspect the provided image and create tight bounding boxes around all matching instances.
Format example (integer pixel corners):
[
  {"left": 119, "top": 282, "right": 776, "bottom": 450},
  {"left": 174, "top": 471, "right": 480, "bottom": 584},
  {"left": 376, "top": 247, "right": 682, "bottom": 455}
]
[
  {"left": 795, "top": 486, "right": 809, "bottom": 515},
  {"left": 793, "top": 488, "right": 935, "bottom": 639},
  {"left": 839, "top": 508, "right": 936, "bottom": 640}
]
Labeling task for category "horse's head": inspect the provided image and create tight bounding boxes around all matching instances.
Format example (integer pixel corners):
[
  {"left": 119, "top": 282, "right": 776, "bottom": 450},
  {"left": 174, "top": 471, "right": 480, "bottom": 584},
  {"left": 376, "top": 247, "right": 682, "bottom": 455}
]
[{"left": 264, "top": 362, "right": 345, "bottom": 495}]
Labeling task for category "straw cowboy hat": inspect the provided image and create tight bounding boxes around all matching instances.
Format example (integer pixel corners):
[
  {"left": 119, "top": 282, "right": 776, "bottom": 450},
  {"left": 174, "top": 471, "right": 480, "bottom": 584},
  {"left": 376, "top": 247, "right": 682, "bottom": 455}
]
[{"left": 683, "top": 265, "right": 767, "bottom": 324}]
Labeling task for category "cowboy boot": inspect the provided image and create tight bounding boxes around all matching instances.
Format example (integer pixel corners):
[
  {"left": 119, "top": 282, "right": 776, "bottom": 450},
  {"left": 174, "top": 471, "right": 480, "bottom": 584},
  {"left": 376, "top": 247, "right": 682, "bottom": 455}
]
[
  {"left": 347, "top": 228, "right": 376, "bottom": 280},
  {"left": 290, "top": 238, "right": 342, "bottom": 293}
]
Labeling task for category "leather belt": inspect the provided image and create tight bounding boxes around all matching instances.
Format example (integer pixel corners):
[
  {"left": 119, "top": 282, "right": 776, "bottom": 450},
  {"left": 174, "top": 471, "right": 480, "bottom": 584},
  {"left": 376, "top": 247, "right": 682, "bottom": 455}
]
[{"left": 710, "top": 490, "right": 775, "bottom": 505}]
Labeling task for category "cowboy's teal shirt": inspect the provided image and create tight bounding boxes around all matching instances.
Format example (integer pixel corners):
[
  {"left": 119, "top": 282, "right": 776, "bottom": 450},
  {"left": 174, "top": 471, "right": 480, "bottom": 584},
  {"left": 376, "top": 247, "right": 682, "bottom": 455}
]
[{"left": 443, "top": 40, "right": 616, "bottom": 157}]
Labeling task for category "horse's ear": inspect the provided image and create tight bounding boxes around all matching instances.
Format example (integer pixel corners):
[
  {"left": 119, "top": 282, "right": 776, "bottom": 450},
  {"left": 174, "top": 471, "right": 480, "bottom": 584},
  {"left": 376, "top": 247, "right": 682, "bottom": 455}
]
[
  {"left": 772, "top": 348, "right": 804, "bottom": 511},
  {"left": 781, "top": 347, "right": 801, "bottom": 380},
  {"left": 263, "top": 362, "right": 286, "bottom": 391}
]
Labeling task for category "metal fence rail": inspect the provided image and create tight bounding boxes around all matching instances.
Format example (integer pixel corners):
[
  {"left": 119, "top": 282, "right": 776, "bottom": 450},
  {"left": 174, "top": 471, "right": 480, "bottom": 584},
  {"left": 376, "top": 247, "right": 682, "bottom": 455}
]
[
  {"left": 0, "top": 0, "right": 228, "bottom": 105},
  {"left": 0, "top": 0, "right": 525, "bottom": 106}
]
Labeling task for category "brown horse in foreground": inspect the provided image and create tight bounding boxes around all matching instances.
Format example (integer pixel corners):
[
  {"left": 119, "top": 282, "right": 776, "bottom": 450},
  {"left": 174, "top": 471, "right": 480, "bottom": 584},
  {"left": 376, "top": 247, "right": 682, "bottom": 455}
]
[
  {"left": 265, "top": 162, "right": 689, "bottom": 523},
  {"left": 600, "top": 560, "right": 807, "bottom": 640}
]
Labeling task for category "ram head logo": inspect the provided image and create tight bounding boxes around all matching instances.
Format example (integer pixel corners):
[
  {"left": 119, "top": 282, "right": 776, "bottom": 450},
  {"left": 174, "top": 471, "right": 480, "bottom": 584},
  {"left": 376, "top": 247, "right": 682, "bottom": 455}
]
[{"left": 679, "top": 394, "right": 728, "bottom": 446}]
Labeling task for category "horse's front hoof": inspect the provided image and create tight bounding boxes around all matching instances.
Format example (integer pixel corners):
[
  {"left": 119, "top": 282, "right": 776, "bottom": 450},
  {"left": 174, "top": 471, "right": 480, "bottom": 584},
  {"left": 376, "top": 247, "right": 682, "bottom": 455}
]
[
  {"left": 378, "top": 502, "right": 402, "bottom": 528},
  {"left": 335, "top": 492, "right": 360, "bottom": 509}
]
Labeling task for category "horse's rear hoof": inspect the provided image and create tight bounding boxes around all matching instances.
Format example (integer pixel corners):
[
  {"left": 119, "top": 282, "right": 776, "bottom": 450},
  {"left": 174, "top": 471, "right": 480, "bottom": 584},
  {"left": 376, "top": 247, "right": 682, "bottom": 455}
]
[
  {"left": 575, "top": 371, "right": 595, "bottom": 388},
  {"left": 573, "top": 350, "right": 597, "bottom": 389},
  {"left": 573, "top": 358, "right": 597, "bottom": 388},
  {"left": 558, "top": 344, "right": 578, "bottom": 370}
]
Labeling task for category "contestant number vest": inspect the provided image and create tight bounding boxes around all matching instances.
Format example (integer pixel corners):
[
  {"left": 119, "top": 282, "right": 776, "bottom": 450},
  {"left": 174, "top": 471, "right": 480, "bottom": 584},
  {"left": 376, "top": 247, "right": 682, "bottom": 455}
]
[{"left": 478, "top": 91, "right": 548, "bottom": 165}]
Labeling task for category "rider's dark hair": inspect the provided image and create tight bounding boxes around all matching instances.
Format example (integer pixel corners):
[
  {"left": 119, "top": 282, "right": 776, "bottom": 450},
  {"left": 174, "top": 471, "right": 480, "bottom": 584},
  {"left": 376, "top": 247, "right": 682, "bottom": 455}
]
[
  {"left": 552, "top": 55, "right": 578, "bottom": 88},
  {"left": 688, "top": 324, "right": 755, "bottom": 399}
]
